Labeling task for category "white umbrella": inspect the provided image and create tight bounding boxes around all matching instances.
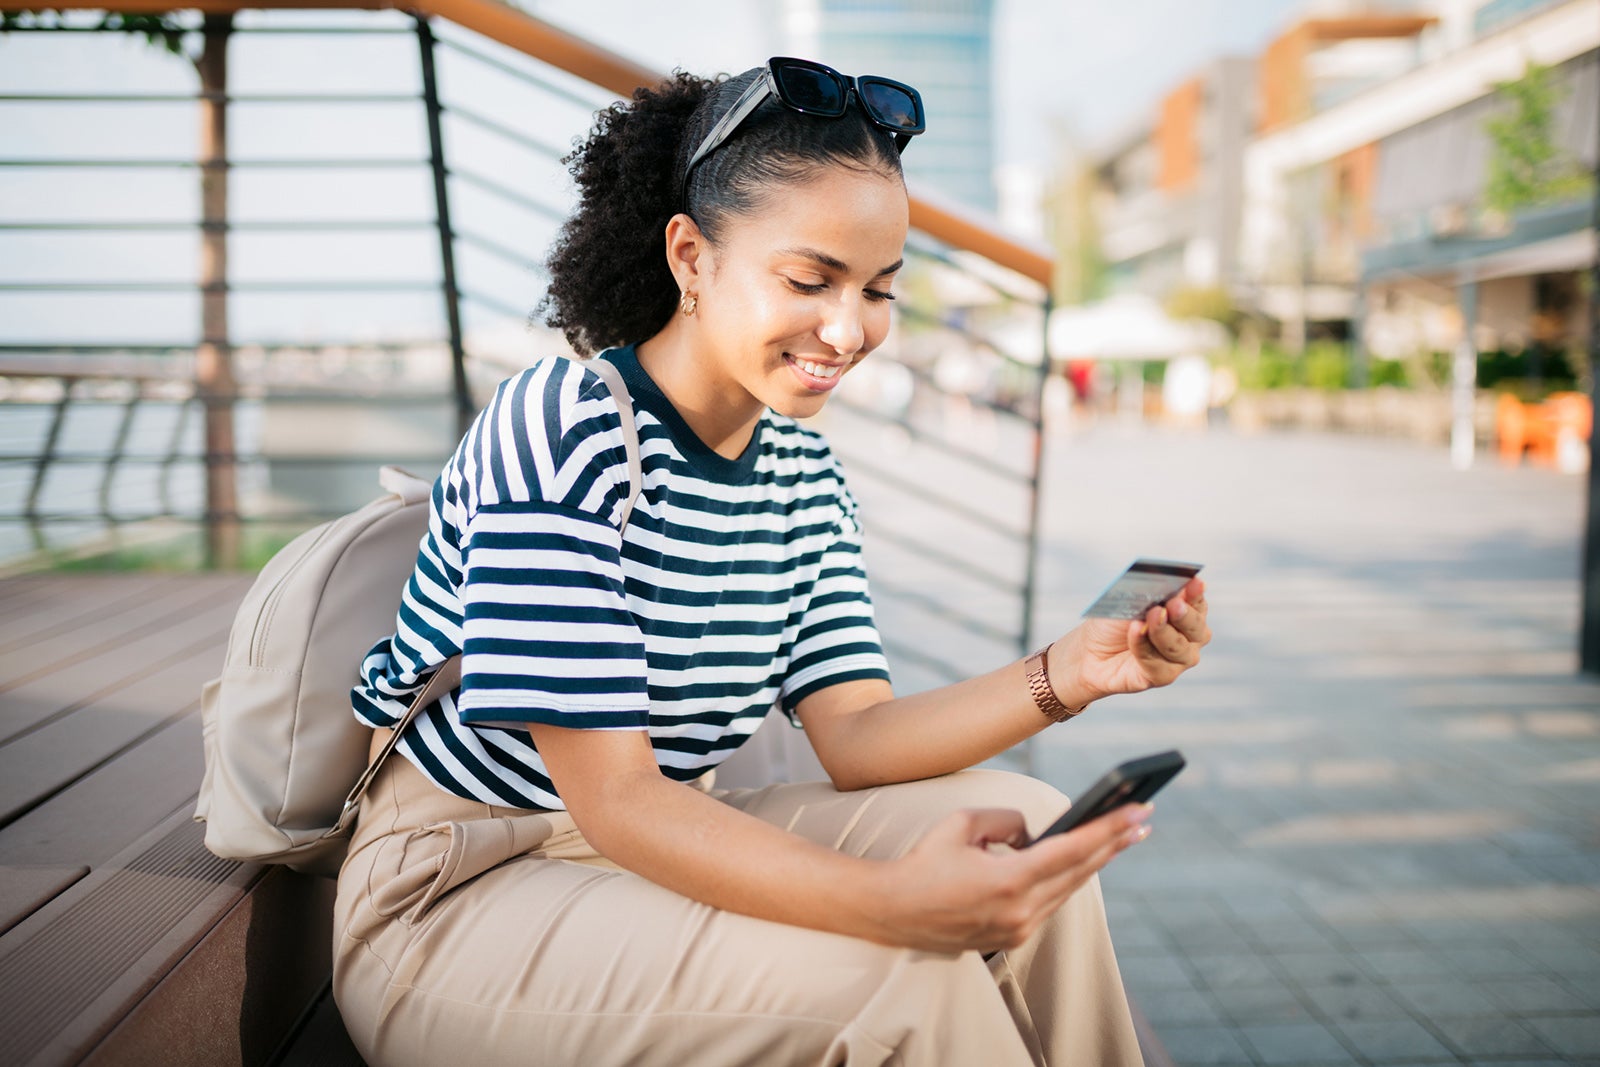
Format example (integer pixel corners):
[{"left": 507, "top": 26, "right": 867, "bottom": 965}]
[{"left": 1048, "top": 293, "right": 1225, "bottom": 361}]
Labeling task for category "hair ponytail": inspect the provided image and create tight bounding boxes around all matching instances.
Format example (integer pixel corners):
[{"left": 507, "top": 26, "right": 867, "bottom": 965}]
[{"left": 540, "top": 72, "right": 714, "bottom": 355}]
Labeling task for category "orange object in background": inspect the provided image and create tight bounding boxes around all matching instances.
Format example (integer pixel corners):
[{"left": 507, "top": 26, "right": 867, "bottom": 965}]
[{"left": 1496, "top": 391, "right": 1592, "bottom": 468}]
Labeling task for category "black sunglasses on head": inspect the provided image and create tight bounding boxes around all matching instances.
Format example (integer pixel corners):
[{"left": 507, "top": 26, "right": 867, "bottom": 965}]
[{"left": 681, "top": 57, "right": 926, "bottom": 209}]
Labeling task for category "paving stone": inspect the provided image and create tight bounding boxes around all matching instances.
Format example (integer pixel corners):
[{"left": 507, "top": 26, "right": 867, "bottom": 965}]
[
  {"left": 1185, "top": 951, "right": 1283, "bottom": 990},
  {"left": 1129, "top": 987, "right": 1227, "bottom": 1027},
  {"left": 1107, "top": 918, "right": 1169, "bottom": 951},
  {"left": 1268, "top": 951, "right": 1370, "bottom": 987},
  {"left": 1435, "top": 945, "right": 1547, "bottom": 978},
  {"left": 1401, "top": 918, "right": 1518, "bottom": 947},
  {"left": 1392, "top": 981, "right": 1504, "bottom": 1019},
  {"left": 1511, "top": 942, "right": 1600, "bottom": 984},
  {"left": 1237, "top": 1021, "right": 1356, "bottom": 1065},
  {"left": 1354, "top": 947, "right": 1447, "bottom": 981},
  {"left": 1521, "top": 1014, "right": 1600, "bottom": 1057},
  {"left": 1147, "top": 1023, "right": 1254, "bottom": 1066},
  {"left": 1429, "top": 1017, "right": 1557, "bottom": 1057},
  {"left": 1238, "top": 917, "right": 1343, "bottom": 953},
  {"left": 1476, "top": 975, "right": 1593, "bottom": 1014},
  {"left": 1119, "top": 952, "right": 1201, "bottom": 992},
  {"left": 1332, "top": 1019, "right": 1456, "bottom": 1061},
  {"left": 1219, "top": 892, "right": 1308, "bottom": 922},
  {"left": 1321, "top": 919, "right": 1425, "bottom": 949},
  {"left": 1208, "top": 983, "right": 1313, "bottom": 1025},
  {"left": 1167, "top": 921, "right": 1253, "bottom": 952},
  {"left": 1021, "top": 430, "right": 1600, "bottom": 1067},
  {"left": 1297, "top": 982, "right": 1415, "bottom": 1023}
]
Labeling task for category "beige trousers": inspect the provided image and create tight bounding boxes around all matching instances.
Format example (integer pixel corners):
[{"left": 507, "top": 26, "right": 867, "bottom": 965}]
[{"left": 333, "top": 754, "right": 1143, "bottom": 1067}]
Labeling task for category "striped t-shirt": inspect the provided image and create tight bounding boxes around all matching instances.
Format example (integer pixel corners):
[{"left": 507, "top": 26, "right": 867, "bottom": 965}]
[{"left": 352, "top": 346, "right": 891, "bottom": 809}]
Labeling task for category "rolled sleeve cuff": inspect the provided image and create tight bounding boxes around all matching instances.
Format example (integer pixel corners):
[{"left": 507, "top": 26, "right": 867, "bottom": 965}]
[{"left": 779, "top": 652, "right": 891, "bottom": 722}]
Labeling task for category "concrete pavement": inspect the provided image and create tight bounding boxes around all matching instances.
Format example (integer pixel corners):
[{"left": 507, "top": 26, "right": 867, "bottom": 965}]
[{"left": 1026, "top": 425, "right": 1600, "bottom": 1067}]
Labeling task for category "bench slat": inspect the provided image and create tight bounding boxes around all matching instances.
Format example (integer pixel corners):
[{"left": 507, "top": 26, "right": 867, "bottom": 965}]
[
  {"left": 0, "top": 575, "right": 170, "bottom": 649},
  {"left": 0, "top": 632, "right": 225, "bottom": 827},
  {"left": 0, "top": 713, "right": 203, "bottom": 873},
  {"left": 81, "top": 863, "right": 335, "bottom": 1067},
  {"left": 0, "top": 810, "right": 256, "bottom": 1066},
  {"left": 0, "top": 577, "right": 223, "bottom": 682},
  {"left": 0, "top": 865, "right": 88, "bottom": 937},
  {"left": 0, "top": 584, "right": 239, "bottom": 744}
]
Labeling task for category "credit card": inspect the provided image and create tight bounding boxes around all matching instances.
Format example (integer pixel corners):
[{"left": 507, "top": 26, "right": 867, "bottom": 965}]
[{"left": 1082, "top": 558, "right": 1203, "bottom": 620}]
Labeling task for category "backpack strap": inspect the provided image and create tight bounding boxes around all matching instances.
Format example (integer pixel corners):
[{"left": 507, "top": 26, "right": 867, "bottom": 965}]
[
  {"left": 325, "top": 355, "right": 646, "bottom": 839},
  {"left": 584, "top": 356, "right": 644, "bottom": 530}
]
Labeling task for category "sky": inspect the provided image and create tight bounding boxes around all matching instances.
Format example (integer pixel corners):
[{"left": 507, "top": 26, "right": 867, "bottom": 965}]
[{"left": 526, "top": 0, "right": 1316, "bottom": 169}]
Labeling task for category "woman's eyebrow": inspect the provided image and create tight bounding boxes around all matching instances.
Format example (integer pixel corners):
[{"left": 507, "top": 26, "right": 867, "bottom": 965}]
[{"left": 779, "top": 248, "right": 904, "bottom": 278}]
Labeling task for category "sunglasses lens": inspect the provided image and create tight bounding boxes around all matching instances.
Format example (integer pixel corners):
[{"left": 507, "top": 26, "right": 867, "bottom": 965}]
[
  {"left": 859, "top": 82, "right": 921, "bottom": 131},
  {"left": 773, "top": 64, "right": 846, "bottom": 114}
]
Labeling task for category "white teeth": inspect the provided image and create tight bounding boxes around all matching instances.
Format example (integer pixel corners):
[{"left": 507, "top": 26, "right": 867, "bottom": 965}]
[{"left": 795, "top": 359, "right": 840, "bottom": 379}]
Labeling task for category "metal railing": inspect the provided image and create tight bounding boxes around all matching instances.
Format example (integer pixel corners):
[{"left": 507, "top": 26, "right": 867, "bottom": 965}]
[{"left": 0, "top": 5, "right": 1056, "bottom": 693}]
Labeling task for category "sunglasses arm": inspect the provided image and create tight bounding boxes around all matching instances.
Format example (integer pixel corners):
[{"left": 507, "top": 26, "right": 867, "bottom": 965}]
[{"left": 682, "top": 73, "right": 776, "bottom": 188}]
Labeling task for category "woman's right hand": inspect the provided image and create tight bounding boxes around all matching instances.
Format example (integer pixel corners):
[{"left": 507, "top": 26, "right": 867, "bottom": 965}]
[{"left": 867, "top": 804, "right": 1151, "bottom": 954}]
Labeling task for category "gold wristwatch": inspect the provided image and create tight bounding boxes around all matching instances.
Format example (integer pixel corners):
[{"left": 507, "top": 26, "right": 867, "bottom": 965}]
[{"left": 1025, "top": 644, "right": 1089, "bottom": 723}]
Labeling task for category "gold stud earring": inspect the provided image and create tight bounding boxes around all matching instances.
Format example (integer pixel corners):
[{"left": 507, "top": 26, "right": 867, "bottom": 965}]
[{"left": 679, "top": 290, "right": 698, "bottom": 317}]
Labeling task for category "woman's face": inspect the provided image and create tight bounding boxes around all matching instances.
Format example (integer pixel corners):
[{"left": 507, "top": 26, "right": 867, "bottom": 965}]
[{"left": 689, "top": 166, "right": 909, "bottom": 423}]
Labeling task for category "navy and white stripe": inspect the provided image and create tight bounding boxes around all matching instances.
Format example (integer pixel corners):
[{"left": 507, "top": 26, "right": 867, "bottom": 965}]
[{"left": 352, "top": 346, "right": 890, "bottom": 809}]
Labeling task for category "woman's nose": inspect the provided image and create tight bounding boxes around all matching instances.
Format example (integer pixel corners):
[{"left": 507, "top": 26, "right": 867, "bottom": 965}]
[{"left": 818, "top": 299, "right": 865, "bottom": 358}]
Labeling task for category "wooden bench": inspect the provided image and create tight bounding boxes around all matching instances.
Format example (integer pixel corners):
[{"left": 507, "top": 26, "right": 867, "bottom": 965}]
[
  {"left": 0, "top": 572, "right": 1171, "bottom": 1066},
  {"left": 0, "top": 574, "right": 358, "bottom": 1066}
]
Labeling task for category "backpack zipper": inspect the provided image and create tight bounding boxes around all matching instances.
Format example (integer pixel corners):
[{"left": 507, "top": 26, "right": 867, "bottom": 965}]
[{"left": 250, "top": 519, "right": 338, "bottom": 667}]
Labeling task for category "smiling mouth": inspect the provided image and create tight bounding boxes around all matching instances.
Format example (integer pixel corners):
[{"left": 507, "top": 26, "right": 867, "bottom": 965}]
[
  {"left": 790, "top": 357, "right": 842, "bottom": 379},
  {"left": 783, "top": 355, "right": 848, "bottom": 393}
]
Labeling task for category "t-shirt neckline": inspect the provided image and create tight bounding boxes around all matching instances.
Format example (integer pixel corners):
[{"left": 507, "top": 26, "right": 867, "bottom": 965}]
[{"left": 601, "top": 345, "right": 765, "bottom": 484}]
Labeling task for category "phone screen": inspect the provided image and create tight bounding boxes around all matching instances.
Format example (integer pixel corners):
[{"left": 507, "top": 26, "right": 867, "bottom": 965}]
[{"left": 1028, "top": 750, "right": 1186, "bottom": 844}]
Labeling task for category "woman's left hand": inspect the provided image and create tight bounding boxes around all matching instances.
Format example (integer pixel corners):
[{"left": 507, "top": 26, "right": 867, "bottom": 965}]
[{"left": 1061, "top": 577, "right": 1211, "bottom": 703}]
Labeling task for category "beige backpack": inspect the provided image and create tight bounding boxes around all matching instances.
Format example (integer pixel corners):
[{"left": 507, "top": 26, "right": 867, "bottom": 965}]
[{"left": 194, "top": 358, "right": 642, "bottom": 876}]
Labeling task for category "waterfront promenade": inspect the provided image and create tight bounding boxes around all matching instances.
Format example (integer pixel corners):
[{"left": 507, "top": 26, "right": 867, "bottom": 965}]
[
  {"left": 1, "top": 423, "right": 1596, "bottom": 1065},
  {"left": 1022, "top": 425, "right": 1600, "bottom": 1066}
]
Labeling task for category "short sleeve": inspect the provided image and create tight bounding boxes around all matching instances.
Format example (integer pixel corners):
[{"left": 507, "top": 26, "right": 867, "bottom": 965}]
[
  {"left": 457, "top": 500, "right": 649, "bottom": 730},
  {"left": 778, "top": 488, "right": 891, "bottom": 719}
]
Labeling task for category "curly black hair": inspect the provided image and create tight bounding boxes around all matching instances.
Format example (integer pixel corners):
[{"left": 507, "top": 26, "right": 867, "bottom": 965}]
[{"left": 539, "top": 67, "right": 905, "bottom": 355}]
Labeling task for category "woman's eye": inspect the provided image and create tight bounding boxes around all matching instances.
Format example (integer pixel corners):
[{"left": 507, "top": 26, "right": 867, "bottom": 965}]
[
  {"left": 785, "top": 279, "right": 827, "bottom": 295},
  {"left": 865, "top": 288, "right": 897, "bottom": 303}
]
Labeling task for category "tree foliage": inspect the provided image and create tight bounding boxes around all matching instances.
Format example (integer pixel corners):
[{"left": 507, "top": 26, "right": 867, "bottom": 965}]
[
  {"left": 1, "top": 9, "right": 189, "bottom": 57},
  {"left": 1483, "top": 60, "right": 1592, "bottom": 214},
  {"left": 1165, "top": 285, "right": 1240, "bottom": 333}
]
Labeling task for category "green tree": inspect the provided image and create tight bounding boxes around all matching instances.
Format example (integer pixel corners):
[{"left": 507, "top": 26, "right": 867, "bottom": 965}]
[
  {"left": 1484, "top": 60, "right": 1592, "bottom": 214},
  {"left": 1, "top": 9, "right": 186, "bottom": 54},
  {"left": 1042, "top": 140, "right": 1107, "bottom": 307},
  {"left": 1166, "top": 285, "right": 1241, "bottom": 336}
]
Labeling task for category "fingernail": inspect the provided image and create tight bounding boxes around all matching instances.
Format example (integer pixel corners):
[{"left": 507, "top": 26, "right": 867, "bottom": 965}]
[
  {"left": 1127, "top": 824, "right": 1153, "bottom": 845},
  {"left": 1154, "top": 607, "right": 1167, "bottom": 626},
  {"left": 1124, "top": 803, "right": 1153, "bottom": 827},
  {"left": 1169, "top": 597, "right": 1187, "bottom": 621}
]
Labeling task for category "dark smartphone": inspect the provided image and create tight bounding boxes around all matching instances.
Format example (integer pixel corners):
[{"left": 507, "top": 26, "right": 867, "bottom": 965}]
[{"left": 1028, "top": 750, "right": 1186, "bottom": 844}]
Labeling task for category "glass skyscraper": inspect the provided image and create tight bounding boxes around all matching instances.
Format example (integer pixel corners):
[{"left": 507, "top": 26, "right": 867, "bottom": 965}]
[{"left": 783, "top": 0, "right": 998, "bottom": 214}]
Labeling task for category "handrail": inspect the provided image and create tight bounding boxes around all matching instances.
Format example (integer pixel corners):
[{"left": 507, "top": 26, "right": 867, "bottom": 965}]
[{"left": 7, "top": 0, "right": 1055, "bottom": 286}]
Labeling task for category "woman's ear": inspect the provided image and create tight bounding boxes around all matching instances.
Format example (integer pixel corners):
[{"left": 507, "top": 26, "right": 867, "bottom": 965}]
[{"left": 663, "top": 212, "right": 711, "bottom": 292}]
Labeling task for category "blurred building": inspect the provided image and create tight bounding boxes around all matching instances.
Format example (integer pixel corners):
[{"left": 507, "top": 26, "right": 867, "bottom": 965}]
[
  {"left": 1090, "top": 56, "right": 1256, "bottom": 299},
  {"left": 1239, "top": 0, "right": 1597, "bottom": 359},
  {"left": 783, "top": 0, "right": 998, "bottom": 214},
  {"left": 1086, "top": 0, "right": 1596, "bottom": 369}
]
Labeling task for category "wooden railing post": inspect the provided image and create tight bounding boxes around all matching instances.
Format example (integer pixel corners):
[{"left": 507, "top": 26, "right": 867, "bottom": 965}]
[{"left": 196, "top": 13, "right": 238, "bottom": 569}]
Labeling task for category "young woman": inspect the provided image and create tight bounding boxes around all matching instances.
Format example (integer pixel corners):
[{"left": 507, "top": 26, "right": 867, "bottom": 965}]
[{"left": 337, "top": 59, "right": 1210, "bottom": 1067}]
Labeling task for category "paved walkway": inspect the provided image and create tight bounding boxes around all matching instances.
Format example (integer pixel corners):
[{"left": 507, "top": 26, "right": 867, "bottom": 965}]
[{"left": 1024, "top": 425, "right": 1600, "bottom": 1067}]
